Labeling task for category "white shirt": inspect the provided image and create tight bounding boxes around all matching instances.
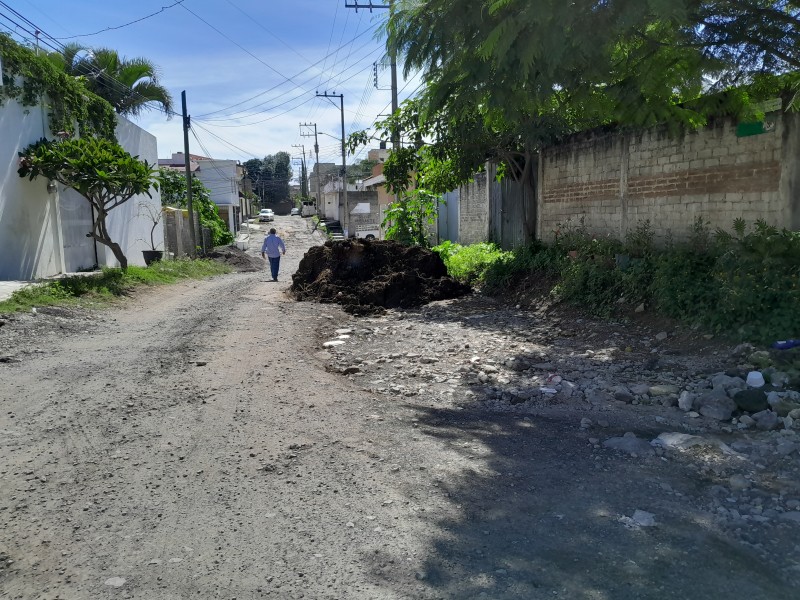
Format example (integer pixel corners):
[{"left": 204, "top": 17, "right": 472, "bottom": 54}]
[{"left": 261, "top": 234, "right": 286, "bottom": 258}]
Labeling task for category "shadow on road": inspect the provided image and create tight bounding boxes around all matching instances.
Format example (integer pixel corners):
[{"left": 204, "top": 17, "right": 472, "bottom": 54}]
[{"left": 368, "top": 404, "right": 794, "bottom": 600}]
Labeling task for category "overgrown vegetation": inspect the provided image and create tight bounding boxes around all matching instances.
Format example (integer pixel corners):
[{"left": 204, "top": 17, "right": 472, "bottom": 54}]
[
  {"left": 433, "top": 241, "right": 506, "bottom": 283},
  {"left": 0, "top": 260, "right": 231, "bottom": 313},
  {"left": 435, "top": 219, "right": 800, "bottom": 343},
  {"left": 0, "top": 34, "right": 116, "bottom": 139}
]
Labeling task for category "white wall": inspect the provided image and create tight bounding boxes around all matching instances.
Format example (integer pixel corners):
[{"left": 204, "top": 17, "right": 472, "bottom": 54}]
[
  {"left": 0, "top": 98, "right": 64, "bottom": 280},
  {"left": 103, "top": 117, "right": 162, "bottom": 268},
  {"left": 0, "top": 94, "right": 162, "bottom": 279}
]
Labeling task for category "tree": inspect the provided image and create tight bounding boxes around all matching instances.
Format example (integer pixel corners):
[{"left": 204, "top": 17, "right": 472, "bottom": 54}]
[
  {"left": 347, "top": 158, "right": 379, "bottom": 184},
  {"left": 157, "top": 168, "right": 233, "bottom": 246},
  {"left": 18, "top": 137, "right": 157, "bottom": 270},
  {"left": 48, "top": 44, "right": 174, "bottom": 118},
  {"left": 243, "top": 158, "right": 264, "bottom": 199},
  {"left": 369, "top": 1, "right": 800, "bottom": 241},
  {"left": 0, "top": 34, "right": 117, "bottom": 139},
  {"left": 271, "top": 151, "right": 293, "bottom": 203}
]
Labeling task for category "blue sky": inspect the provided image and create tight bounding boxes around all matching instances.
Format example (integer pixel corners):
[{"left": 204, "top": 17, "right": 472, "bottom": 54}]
[{"left": 4, "top": 1, "right": 420, "bottom": 178}]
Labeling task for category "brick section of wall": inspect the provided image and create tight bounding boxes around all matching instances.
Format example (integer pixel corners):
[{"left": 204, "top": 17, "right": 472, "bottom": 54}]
[
  {"left": 540, "top": 117, "right": 788, "bottom": 242},
  {"left": 459, "top": 172, "right": 489, "bottom": 245}
]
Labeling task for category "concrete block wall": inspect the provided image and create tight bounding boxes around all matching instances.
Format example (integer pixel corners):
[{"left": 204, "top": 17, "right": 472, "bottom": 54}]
[{"left": 538, "top": 114, "right": 794, "bottom": 243}]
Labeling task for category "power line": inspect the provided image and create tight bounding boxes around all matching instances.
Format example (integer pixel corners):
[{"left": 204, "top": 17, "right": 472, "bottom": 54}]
[
  {"left": 194, "top": 25, "right": 379, "bottom": 119},
  {"left": 178, "top": 3, "right": 303, "bottom": 91},
  {"left": 54, "top": 0, "right": 186, "bottom": 39},
  {"left": 222, "top": 0, "right": 315, "bottom": 68},
  {"left": 195, "top": 54, "right": 380, "bottom": 127},
  {"left": 0, "top": 5, "right": 181, "bottom": 118},
  {"left": 191, "top": 121, "right": 264, "bottom": 159}
]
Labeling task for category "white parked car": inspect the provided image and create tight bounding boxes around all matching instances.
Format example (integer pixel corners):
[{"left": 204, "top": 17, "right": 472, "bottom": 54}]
[
  {"left": 290, "top": 207, "right": 301, "bottom": 216},
  {"left": 258, "top": 209, "right": 274, "bottom": 222}
]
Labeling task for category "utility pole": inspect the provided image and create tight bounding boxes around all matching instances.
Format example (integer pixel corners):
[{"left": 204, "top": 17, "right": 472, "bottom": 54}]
[
  {"left": 291, "top": 144, "right": 308, "bottom": 198},
  {"left": 316, "top": 92, "right": 348, "bottom": 237},
  {"left": 345, "top": 1, "right": 399, "bottom": 149},
  {"left": 181, "top": 91, "right": 197, "bottom": 256},
  {"left": 300, "top": 122, "right": 321, "bottom": 213}
]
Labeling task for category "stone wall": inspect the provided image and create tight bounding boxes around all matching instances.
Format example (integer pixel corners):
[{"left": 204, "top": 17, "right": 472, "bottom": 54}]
[{"left": 537, "top": 112, "right": 797, "bottom": 242}]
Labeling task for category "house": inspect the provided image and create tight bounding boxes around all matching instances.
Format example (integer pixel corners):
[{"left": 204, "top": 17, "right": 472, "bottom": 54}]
[
  {"left": 158, "top": 153, "right": 251, "bottom": 233},
  {"left": 0, "top": 96, "right": 163, "bottom": 280},
  {"left": 310, "top": 162, "right": 340, "bottom": 205}
]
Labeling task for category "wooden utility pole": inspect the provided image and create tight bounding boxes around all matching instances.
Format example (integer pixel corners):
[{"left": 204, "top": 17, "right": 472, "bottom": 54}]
[
  {"left": 300, "top": 122, "right": 321, "bottom": 213},
  {"left": 316, "top": 93, "right": 348, "bottom": 236},
  {"left": 291, "top": 144, "right": 308, "bottom": 198},
  {"left": 181, "top": 91, "right": 197, "bottom": 256}
]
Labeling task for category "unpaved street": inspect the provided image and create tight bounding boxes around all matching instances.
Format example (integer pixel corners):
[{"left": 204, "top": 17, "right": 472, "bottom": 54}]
[{"left": 1, "top": 217, "right": 798, "bottom": 599}]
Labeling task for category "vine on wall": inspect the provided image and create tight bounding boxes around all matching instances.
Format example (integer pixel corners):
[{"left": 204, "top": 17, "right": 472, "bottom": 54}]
[{"left": 0, "top": 34, "right": 116, "bottom": 140}]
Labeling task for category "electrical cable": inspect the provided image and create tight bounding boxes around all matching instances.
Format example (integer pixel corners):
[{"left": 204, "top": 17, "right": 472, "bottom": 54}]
[
  {"left": 54, "top": 0, "right": 186, "bottom": 39},
  {"left": 196, "top": 55, "right": 380, "bottom": 128},
  {"left": 178, "top": 3, "right": 304, "bottom": 91},
  {"left": 194, "top": 25, "right": 379, "bottom": 119},
  {"left": 316, "top": 0, "right": 341, "bottom": 94},
  {"left": 221, "top": 0, "right": 314, "bottom": 69},
  {"left": 0, "top": 5, "right": 182, "bottom": 118}
]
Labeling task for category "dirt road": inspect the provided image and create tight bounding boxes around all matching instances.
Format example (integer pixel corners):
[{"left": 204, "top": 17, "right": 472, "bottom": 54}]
[{"left": 1, "top": 217, "right": 797, "bottom": 599}]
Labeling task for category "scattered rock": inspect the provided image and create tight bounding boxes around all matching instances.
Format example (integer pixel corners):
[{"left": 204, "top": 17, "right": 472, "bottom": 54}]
[
  {"left": 752, "top": 410, "right": 780, "bottom": 431},
  {"left": 104, "top": 577, "right": 126, "bottom": 588},
  {"left": 619, "top": 510, "right": 657, "bottom": 528},
  {"left": 696, "top": 389, "right": 736, "bottom": 421},
  {"left": 651, "top": 432, "right": 709, "bottom": 451},
  {"left": 728, "top": 474, "right": 751, "bottom": 491},
  {"left": 748, "top": 350, "right": 772, "bottom": 369},
  {"left": 732, "top": 389, "right": 768, "bottom": 413},
  {"left": 648, "top": 385, "right": 680, "bottom": 396},
  {"left": 603, "top": 432, "right": 655, "bottom": 456},
  {"left": 678, "top": 391, "right": 694, "bottom": 412}
]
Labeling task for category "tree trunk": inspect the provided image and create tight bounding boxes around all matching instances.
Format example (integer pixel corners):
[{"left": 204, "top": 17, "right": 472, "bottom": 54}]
[{"left": 90, "top": 208, "right": 129, "bottom": 270}]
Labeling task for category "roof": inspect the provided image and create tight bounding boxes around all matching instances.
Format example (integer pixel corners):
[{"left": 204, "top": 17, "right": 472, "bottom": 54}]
[{"left": 362, "top": 173, "right": 386, "bottom": 188}]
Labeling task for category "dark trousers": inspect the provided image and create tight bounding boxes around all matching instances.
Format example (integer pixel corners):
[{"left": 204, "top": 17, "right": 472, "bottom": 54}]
[{"left": 268, "top": 256, "right": 280, "bottom": 280}]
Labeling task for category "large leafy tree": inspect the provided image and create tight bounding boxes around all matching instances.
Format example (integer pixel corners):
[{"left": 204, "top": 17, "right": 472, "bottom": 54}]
[
  {"left": 244, "top": 153, "right": 293, "bottom": 203},
  {"left": 372, "top": 0, "right": 800, "bottom": 240},
  {"left": 18, "top": 137, "right": 157, "bottom": 270},
  {"left": 48, "top": 43, "right": 174, "bottom": 118}
]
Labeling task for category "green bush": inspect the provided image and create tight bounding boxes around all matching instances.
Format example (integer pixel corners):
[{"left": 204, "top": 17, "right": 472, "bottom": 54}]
[
  {"left": 441, "top": 219, "right": 800, "bottom": 343},
  {"left": 433, "top": 241, "right": 507, "bottom": 283}
]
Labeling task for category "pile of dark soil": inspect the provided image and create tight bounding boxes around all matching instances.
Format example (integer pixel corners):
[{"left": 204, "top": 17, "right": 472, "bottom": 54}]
[
  {"left": 291, "top": 239, "right": 470, "bottom": 315},
  {"left": 206, "top": 246, "right": 265, "bottom": 272}
]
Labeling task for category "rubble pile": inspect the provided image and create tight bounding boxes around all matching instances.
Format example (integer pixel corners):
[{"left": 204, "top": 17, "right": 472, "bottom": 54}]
[
  {"left": 206, "top": 246, "right": 265, "bottom": 272},
  {"left": 291, "top": 239, "right": 470, "bottom": 315}
]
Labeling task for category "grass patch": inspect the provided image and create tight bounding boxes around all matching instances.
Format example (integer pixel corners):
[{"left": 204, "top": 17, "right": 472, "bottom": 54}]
[
  {"left": 0, "top": 258, "right": 231, "bottom": 313},
  {"left": 433, "top": 241, "right": 508, "bottom": 284}
]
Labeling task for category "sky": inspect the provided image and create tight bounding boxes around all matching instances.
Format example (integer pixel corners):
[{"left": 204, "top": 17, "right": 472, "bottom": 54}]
[{"left": 2, "top": 0, "right": 421, "bottom": 181}]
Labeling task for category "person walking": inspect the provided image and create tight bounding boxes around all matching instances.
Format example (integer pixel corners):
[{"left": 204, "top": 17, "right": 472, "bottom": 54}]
[{"left": 261, "top": 228, "right": 286, "bottom": 281}]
